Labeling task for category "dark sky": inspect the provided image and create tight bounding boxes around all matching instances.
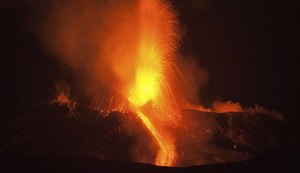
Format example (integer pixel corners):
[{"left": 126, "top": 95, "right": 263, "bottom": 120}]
[{"left": 0, "top": 0, "right": 298, "bottom": 125}]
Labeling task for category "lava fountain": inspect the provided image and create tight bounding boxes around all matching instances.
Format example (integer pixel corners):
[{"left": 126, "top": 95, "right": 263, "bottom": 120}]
[{"left": 124, "top": 0, "right": 181, "bottom": 166}]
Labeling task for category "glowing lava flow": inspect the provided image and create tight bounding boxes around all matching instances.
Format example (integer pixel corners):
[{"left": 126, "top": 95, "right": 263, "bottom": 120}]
[{"left": 136, "top": 111, "right": 176, "bottom": 166}]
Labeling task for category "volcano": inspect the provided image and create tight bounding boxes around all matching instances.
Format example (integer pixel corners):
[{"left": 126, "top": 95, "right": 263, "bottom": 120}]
[{"left": 0, "top": 0, "right": 298, "bottom": 172}]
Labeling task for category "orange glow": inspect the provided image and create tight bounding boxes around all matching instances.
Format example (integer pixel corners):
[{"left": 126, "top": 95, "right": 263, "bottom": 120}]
[{"left": 212, "top": 101, "right": 243, "bottom": 113}]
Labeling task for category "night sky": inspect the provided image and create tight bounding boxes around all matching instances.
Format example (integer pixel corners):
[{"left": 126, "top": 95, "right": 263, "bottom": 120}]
[{"left": 0, "top": 0, "right": 298, "bottom": 127}]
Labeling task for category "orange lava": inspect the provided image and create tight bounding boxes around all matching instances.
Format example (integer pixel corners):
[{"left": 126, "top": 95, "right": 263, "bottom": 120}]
[
  {"left": 137, "top": 111, "right": 176, "bottom": 166},
  {"left": 125, "top": 0, "right": 180, "bottom": 166}
]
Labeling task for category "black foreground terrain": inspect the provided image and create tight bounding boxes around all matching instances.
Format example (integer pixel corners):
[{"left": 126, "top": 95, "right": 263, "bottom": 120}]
[{"left": 0, "top": 104, "right": 298, "bottom": 172}]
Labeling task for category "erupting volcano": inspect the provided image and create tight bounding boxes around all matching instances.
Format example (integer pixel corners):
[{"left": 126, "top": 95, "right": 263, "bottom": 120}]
[
  {"left": 45, "top": 0, "right": 184, "bottom": 166},
  {"left": 1, "top": 0, "right": 295, "bottom": 171},
  {"left": 35, "top": 0, "right": 287, "bottom": 166},
  {"left": 37, "top": 0, "right": 184, "bottom": 165}
]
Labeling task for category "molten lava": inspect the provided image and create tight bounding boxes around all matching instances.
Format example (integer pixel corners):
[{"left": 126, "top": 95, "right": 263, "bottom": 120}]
[
  {"left": 124, "top": 0, "right": 180, "bottom": 166},
  {"left": 136, "top": 111, "right": 176, "bottom": 166}
]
